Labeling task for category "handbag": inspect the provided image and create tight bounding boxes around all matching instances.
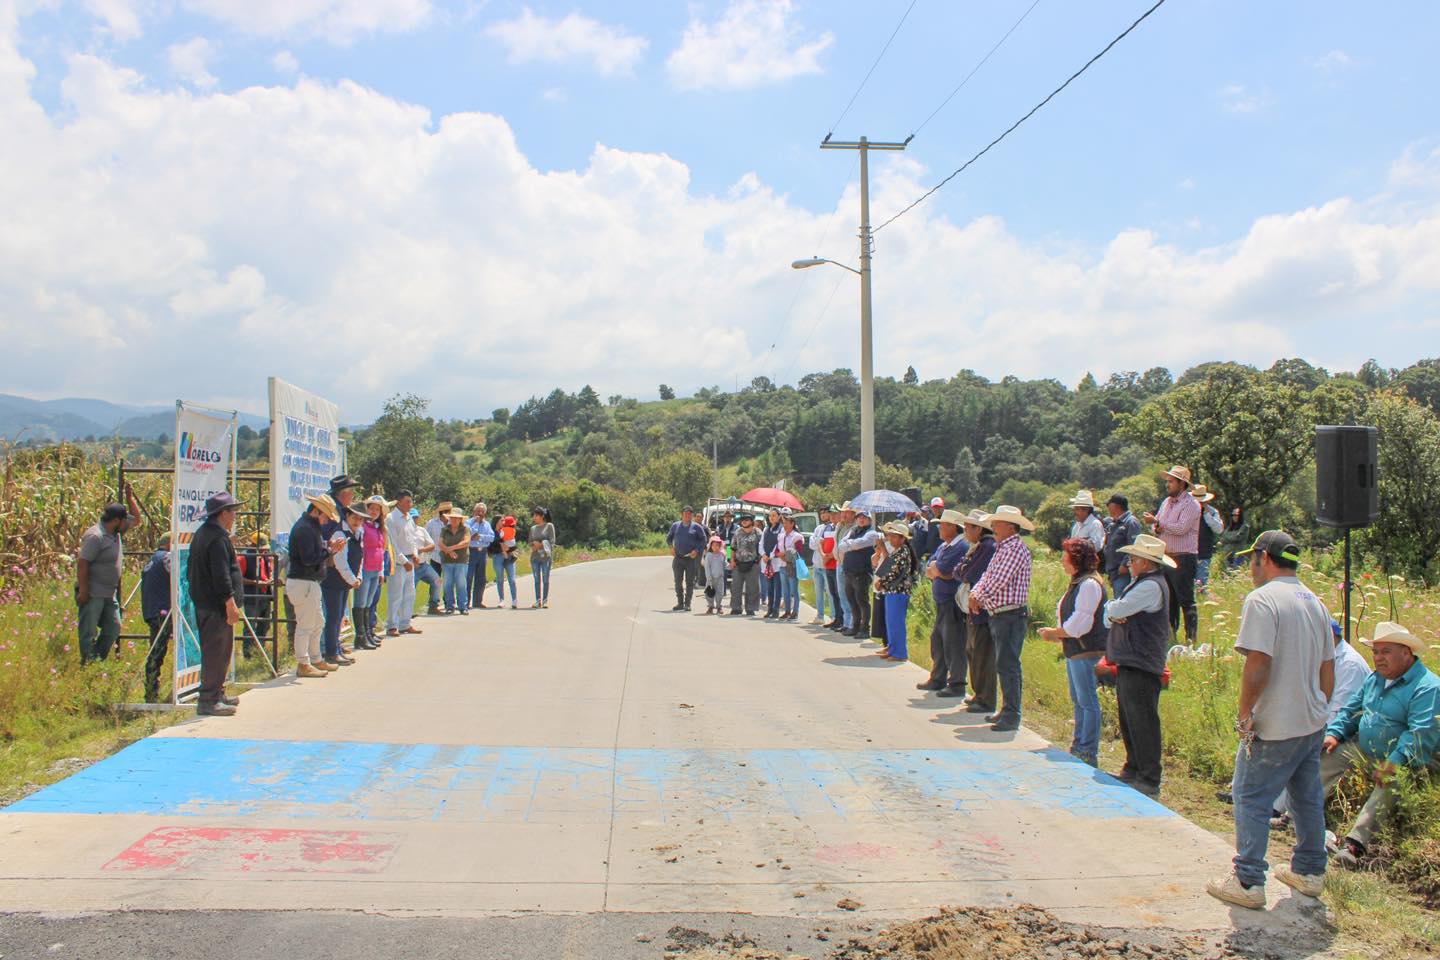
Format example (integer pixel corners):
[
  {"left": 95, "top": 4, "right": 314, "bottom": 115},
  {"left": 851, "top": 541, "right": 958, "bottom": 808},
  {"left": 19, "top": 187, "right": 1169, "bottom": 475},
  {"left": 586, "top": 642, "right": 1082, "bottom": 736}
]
[{"left": 795, "top": 555, "right": 809, "bottom": 579}]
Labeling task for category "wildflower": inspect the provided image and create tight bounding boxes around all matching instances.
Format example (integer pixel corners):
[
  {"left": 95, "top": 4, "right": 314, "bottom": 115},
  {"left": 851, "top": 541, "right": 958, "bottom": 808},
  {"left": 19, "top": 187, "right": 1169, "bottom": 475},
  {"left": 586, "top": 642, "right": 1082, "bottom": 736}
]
[{"left": 63, "top": 644, "right": 71, "bottom": 652}]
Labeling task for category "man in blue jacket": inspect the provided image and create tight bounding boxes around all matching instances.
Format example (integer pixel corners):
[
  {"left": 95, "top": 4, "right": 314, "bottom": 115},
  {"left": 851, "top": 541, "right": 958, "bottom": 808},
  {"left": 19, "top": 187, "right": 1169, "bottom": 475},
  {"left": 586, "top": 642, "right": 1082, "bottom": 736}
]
[
  {"left": 1322, "top": 621, "right": 1440, "bottom": 868},
  {"left": 667, "top": 506, "right": 708, "bottom": 612},
  {"left": 141, "top": 532, "right": 172, "bottom": 703}
]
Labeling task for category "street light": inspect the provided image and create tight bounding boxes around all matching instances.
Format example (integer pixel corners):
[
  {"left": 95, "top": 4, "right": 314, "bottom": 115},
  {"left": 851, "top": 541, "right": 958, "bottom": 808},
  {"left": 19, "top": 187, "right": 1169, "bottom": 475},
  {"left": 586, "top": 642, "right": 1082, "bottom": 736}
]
[{"left": 791, "top": 258, "right": 859, "bottom": 274}]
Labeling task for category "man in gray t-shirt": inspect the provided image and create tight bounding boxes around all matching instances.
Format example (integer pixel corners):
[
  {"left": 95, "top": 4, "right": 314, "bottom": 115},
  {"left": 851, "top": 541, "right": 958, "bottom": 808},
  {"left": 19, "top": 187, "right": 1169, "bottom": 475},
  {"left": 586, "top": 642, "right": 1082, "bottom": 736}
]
[
  {"left": 75, "top": 486, "right": 142, "bottom": 664},
  {"left": 1207, "top": 530, "right": 1335, "bottom": 910}
]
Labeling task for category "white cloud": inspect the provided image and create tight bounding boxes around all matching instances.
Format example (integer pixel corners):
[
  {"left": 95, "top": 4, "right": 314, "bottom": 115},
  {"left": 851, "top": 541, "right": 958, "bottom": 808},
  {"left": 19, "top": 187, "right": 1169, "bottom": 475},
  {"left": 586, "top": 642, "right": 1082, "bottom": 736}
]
[
  {"left": 541, "top": 86, "right": 566, "bottom": 103},
  {"left": 666, "top": 0, "right": 832, "bottom": 92},
  {"left": 182, "top": 0, "right": 430, "bottom": 42},
  {"left": 0, "top": 21, "right": 1436, "bottom": 420},
  {"left": 1220, "top": 83, "right": 1272, "bottom": 114},
  {"left": 80, "top": 0, "right": 146, "bottom": 41},
  {"left": 166, "top": 37, "right": 217, "bottom": 88},
  {"left": 486, "top": 8, "right": 647, "bottom": 76},
  {"left": 271, "top": 49, "right": 299, "bottom": 75},
  {"left": 1312, "top": 49, "right": 1353, "bottom": 74}
]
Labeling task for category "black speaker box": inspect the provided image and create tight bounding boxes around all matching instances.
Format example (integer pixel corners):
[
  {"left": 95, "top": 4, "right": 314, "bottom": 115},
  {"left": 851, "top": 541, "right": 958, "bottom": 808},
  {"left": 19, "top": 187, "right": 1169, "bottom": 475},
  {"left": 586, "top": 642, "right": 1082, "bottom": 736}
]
[
  {"left": 901, "top": 486, "right": 923, "bottom": 510},
  {"left": 1315, "top": 426, "right": 1379, "bottom": 528}
]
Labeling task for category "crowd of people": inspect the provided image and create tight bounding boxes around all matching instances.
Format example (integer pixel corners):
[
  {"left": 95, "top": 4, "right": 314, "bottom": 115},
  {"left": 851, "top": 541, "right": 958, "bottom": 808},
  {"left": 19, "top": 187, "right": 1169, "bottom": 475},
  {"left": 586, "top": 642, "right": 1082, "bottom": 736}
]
[
  {"left": 75, "top": 473, "right": 559, "bottom": 713},
  {"left": 73, "top": 464, "right": 1438, "bottom": 909}
]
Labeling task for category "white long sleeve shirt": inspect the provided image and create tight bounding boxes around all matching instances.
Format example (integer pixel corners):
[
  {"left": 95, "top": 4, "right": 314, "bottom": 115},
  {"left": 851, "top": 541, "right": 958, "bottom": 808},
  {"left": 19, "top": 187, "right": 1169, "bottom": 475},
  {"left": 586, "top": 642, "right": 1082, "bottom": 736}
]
[
  {"left": 331, "top": 529, "right": 362, "bottom": 586},
  {"left": 1057, "top": 577, "right": 1105, "bottom": 637},
  {"left": 1070, "top": 513, "right": 1106, "bottom": 553},
  {"left": 386, "top": 508, "right": 416, "bottom": 560},
  {"left": 1102, "top": 576, "right": 1165, "bottom": 628}
]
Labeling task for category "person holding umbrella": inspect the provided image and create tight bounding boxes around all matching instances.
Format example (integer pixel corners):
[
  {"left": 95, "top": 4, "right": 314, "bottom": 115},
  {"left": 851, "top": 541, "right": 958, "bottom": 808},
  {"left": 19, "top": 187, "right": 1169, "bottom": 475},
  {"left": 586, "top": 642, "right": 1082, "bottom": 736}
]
[{"left": 873, "top": 521, "right": 919, "bottom": 661}]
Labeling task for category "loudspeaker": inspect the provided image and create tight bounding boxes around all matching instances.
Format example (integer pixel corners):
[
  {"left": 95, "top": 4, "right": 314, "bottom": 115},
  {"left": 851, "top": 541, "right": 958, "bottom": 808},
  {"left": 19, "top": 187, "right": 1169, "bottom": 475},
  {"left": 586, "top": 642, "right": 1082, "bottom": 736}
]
[
  {"left": 901, "top": 486, "right": 923, "bottom": 510},
  {"left": 1315, "top": 425, "right": 1379, "bottom": 528}
]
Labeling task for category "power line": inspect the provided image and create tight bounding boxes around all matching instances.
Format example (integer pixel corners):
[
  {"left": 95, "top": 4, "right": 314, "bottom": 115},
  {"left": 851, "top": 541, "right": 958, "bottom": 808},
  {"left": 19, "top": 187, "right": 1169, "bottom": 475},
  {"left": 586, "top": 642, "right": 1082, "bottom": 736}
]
[
  {"left": 909, "top": 0, "right": 1043, "bottom": 140},
  {"left": 779, "top": 264, "right": 850, "bottom": 385},
  {"left": 825, "top": 0, "right": 920, "bottom": 138},
  {"left": 874, "top": 0, "right": 1169, "bottom": 233}
]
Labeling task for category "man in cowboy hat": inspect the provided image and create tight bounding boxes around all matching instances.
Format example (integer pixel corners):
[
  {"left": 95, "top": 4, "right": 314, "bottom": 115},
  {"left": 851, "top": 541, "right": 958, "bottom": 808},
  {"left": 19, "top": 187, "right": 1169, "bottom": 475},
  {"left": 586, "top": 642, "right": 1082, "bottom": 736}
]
[
  {"left": 829, "top": 502, "right": 857, "bottom": 632},
  {"left": 968, "top": 506, "right": 1034, "bottom": 732},
  {"left": 837, "top": 509, "right": 882, "bottom": 639},
  {"left": 808, "top": 505, "right": 836, "bottom": 625},
  {"left": 1069, "top": 490, "right": 1105, "bottom": 552},
  {"left": 956, "top": 509, "right": 998, "bottom": 713},
  {"left": 1144, "top": 465, "right": 1201, "bottom": 644},
  {"left": 1321, "top": 620, "right": 1440, "bottom": 870},
  {"left": 1192, "top": 485, "right": 1224, "bottom": 593},
  {"left": 919, "top": 509, "right": 970, "bottom": 696},
  {"left": 188, "top": 492, "right": 246, "bottom": 715},
  {"left": 290, "top": 494, "right": 343, "bottom": 677},
  {"left": 921, "top": 497, "right": 946, "bottom": 559},
  {"left": 385, "top": 492, "right": 423, "bottom": 636},
  {"left": 1103, "top": 494, "right": 1142, "bottom": 595},
  {"left": 1101, "top": 534, "right": 1176, "bottom": 797},
  {"left": 1207, "top": 530, "right": 1336, "bottom": 909}
]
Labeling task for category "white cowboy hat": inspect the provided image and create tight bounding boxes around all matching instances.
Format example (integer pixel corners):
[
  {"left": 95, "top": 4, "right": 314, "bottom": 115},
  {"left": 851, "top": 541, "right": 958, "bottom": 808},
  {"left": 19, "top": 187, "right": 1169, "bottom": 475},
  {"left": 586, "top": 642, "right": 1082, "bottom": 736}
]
[
  {"left": 987, "top": 504, "right": 1034, "bottom": 532},
  {"left": 1190, "top": 484, "right": 1216, "bottom": 504},
  {"left": 1069, "top": 490, "right": 1097, "bottom": 510},
  {"left": 960, "top": 509, "right": 992, "bottom": 531},
  {"left": 1161, "top": 465, "right": 1193, "bottom": 486},
  {"left": 1361, "top": 621, "right": 1426, "bottom": 656},
  {"left": 1118, "top": 533, "right": 1177, "bottom": 569},
  {"left": 933, "top": 509, "right": 968, "bottom": 527},
  {"left": 881, "top": 521, "right": 912, "bottom": 539}
]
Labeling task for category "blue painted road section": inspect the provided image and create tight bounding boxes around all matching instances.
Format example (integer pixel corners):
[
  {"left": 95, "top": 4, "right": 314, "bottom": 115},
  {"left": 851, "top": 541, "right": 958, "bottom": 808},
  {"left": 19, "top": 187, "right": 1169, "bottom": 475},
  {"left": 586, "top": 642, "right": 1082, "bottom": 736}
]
[{"left": 5, "top": 738, "right": 1172, "bottom": 822}]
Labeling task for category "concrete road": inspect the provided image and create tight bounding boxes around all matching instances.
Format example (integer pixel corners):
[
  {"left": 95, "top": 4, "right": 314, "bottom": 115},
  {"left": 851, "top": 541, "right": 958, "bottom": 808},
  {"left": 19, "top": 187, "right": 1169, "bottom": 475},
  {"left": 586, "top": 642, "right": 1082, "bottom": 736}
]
[{"left": 0, "top": 557, "right": 1323, "bottom": 953}]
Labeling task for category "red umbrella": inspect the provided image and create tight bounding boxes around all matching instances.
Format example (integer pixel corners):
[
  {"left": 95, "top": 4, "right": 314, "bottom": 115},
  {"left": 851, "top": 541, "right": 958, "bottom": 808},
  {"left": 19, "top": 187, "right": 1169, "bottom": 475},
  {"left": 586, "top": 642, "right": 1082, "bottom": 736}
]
[{"left": 740, "top": 487, "right": 804, "bottom": 511}]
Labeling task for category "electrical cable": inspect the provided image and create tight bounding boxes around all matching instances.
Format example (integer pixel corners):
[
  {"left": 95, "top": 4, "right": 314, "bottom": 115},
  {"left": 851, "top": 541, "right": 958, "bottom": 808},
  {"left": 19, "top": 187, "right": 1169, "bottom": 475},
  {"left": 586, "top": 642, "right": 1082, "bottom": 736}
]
[
  {"left": 826, "top": 0, "right": 920, "bottom": 139},
  {"left": 874, "top": 0, "right": 1168, "bottom": 233},
  {"left": 779, "top": 265, "right": 850, "bottom": 385},
  {"left": 908, "top": 0, "right": 1043, "bottom": 140}
]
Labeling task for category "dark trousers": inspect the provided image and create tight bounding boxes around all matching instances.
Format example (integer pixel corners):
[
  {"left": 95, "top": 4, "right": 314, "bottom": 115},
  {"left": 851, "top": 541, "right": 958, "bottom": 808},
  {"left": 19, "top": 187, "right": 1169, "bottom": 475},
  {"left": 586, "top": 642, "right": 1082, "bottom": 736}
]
[
  {"left": 967, "top": 618, "right": 996, "bottom": 709},
  {"left": 672, "top": 555, "right": 699, "bottom": 606},
  {"left": 765, "top": 571, "right": 781, "bottom": 616},
  {"left": 843, "top": 571, "right": 871, "bottom": 636},
  {"left": 467, "top": 549, "right": 489, "bottom": 606},
  {"left": 928, "top": 599, "right": 967, "bottom": 689},
  {"left": 1164, "top": 553, "right": 1198, "bottom": 642},
  {"left": 990, "top": 608, "right": 1027, "bottom": 723},
  {"left": 321, "top": 582, "right": 349, "bottom": 660},
  {"left": 196, "top": 607, "right": 234, "bottom": 705},
  {"left": 1116, "top": 666, "right": 1164, "bottom": 790},
  {"left": 144, "top": 615, "right": 172, "bottom": 702},
  {"left": 871, "top": 594, "right": 887, "bottom": 643},
  {"left": 730, "top": 562, "right": 760, "bottom": 613},
  {"left": 823, "top": 568, "right": 841, "bottom": 621},
  {"left": 428, "top": 560, "right": 444, "bottom": 610}
]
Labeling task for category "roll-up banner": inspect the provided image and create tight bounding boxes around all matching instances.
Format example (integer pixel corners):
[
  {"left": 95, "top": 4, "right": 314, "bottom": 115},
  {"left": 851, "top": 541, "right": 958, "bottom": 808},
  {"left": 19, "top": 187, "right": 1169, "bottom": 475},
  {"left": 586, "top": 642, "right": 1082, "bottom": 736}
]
[{"left": 171, "top": 402, "right": 237, "bottom": 701}]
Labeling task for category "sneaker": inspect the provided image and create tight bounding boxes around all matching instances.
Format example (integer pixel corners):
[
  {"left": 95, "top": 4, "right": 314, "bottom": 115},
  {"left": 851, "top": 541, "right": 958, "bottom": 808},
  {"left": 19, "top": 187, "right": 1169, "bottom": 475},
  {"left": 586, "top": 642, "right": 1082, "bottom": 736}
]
[
  {"left": 1268, "top": 812, "right": 1292, "bottom": 831},
  {"left": 672, "top": 603, "right": 685, "bottom": 611},
  {"left": 296, "top": 662, "right": 328, "bottom": 678},
  {"left": 1274, "top": 866, "right": 1324, "bottom": 898},
  {"left": 1333, "top": 839, "right": 1364, "bottom": 870},
  {"left": 511, "top": 603, "right": 519, "bottom": 610},
  {"left": 1205, "top": 871, "right": 1265, "bottom": 910},
  {"left": 196, "top": 702, "right": 237, "bottom": 717}
]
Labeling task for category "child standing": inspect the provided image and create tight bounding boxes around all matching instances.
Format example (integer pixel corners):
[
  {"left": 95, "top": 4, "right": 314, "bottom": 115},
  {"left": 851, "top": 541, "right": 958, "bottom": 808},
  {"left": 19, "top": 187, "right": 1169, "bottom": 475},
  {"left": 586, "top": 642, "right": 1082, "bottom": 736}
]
[{"left": 702, "top": 535, "right": 728, "bottom": 614}]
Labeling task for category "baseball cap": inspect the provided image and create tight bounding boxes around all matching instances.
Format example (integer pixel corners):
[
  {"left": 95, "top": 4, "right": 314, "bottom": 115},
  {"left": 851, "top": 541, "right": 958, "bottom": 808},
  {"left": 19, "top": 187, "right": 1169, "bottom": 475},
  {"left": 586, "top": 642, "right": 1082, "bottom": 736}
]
[
  {"left": 1235, "top": 530, "right": 1301, "bottom": 563},
  {"left": 929, "top": 497, "right": 944, "bottom": 508},
  {"left": 408, "top": 507, "right": 420, "bottom": 518}
]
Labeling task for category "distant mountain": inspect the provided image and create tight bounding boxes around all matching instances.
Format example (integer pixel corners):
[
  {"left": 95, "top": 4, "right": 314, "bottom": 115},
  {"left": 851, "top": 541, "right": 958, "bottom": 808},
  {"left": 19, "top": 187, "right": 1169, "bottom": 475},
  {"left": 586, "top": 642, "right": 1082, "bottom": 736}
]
[{"left": 0, "top": 394, "right": 266, "bottom": 442}]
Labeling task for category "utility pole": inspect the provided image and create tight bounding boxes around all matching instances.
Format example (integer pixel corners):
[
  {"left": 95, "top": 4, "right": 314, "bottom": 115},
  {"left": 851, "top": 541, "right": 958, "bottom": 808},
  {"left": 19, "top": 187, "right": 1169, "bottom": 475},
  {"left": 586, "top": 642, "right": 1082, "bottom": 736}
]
[{"left": 820, "top": 135, "right": 908, "bottom": 492}]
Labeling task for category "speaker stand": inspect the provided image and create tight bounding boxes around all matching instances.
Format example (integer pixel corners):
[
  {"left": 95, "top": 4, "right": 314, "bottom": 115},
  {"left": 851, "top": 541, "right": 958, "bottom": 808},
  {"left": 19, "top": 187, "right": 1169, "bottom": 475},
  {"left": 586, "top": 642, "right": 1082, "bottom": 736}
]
[{"left": 1343, "top": 528, "right": 1352, "bottom": 646}]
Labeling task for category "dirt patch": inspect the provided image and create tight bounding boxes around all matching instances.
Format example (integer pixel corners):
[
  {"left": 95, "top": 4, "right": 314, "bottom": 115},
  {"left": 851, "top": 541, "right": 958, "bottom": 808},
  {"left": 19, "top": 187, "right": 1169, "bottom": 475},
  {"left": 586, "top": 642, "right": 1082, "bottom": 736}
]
[{"left": 662, "top": 906, "right": 1262, "bottom": 960}]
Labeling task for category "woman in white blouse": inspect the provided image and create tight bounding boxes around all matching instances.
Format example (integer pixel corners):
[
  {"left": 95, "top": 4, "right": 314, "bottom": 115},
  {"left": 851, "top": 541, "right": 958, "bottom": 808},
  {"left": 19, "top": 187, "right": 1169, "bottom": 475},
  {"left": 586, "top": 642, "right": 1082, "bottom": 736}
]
[{"left": 1038, "top": 537, "right": 1109, "bottom": 765}]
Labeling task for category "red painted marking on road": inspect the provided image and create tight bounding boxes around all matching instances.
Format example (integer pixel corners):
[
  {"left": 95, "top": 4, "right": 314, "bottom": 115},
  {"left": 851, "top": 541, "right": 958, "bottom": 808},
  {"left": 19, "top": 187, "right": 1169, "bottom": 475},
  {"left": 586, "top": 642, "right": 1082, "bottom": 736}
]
[
  {"left": 813, "top": 841, "right": 898, "bottom": 864},
  {"left": 104, "top": 827, "right": 400, "bottom": 875}
]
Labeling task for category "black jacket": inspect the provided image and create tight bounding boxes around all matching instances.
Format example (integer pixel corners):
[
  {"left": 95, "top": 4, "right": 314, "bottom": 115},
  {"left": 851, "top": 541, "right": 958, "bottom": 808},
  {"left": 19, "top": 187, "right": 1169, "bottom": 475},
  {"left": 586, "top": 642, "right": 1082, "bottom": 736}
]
[
  {"left": 188, "top": 520, "right": 243, "bottom": 612},
  {"left": 287, "top": 513, "right": 329, "bottom": 581}
]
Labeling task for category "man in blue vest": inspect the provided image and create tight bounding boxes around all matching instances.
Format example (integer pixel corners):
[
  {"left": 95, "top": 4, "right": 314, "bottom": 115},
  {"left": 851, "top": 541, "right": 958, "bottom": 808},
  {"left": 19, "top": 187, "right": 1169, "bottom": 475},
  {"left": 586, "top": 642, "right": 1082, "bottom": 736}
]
[
  {"left": 919, "top": 509, "right": 970, "bottom": 696},
  {"left": 836, "top": 511, "right": 881, "bottom": 639}
]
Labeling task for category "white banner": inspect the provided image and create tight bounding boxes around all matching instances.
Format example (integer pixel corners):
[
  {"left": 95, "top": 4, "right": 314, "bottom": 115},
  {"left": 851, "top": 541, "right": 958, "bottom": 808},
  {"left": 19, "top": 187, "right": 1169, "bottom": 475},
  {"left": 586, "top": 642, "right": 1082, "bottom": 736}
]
[
  {"left": 268, "top": 378, "right": 342, "bottom": 553},
  {"left": 172, "top": 403, "right": 237, "bottom": 701}
]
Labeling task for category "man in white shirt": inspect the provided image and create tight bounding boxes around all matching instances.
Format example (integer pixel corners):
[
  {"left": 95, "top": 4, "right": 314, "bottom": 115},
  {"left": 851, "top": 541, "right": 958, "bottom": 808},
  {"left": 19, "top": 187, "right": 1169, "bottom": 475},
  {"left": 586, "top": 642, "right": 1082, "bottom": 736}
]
[
  {"left": 808, "top": 507, "right": 835, "bottom": 625},
  {"left": 1069, "top": 490, "right": 1106, "bottom": 553},
  {"left": 384, "top": 491, "right": 422, "bottom": 636},
  {"left": 410, "top": 510, "right": 441, "bottom": 615}
]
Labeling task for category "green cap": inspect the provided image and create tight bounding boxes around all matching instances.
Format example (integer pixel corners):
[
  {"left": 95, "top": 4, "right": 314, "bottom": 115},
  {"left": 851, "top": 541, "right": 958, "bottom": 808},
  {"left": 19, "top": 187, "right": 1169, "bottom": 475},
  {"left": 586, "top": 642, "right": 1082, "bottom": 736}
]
[{"left": 1235, "top": 530, "right": 1301, "bottom": 563}]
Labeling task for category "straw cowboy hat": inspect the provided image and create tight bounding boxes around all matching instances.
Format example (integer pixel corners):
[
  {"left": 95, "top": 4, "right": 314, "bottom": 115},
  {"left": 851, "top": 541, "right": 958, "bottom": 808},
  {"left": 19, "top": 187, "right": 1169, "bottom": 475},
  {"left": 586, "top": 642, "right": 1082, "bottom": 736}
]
[
  {"left": 1161, "top": 465, "right": 1193, "bottom": 486},
  {"left": 305, "top": 493, "right": 339, "bottom": 522},
  {"left": 364, "top": 494, "right": 394, "bottom": 515},
  {"left": 445, "top": 508, "right": 467, "bottom": 520},
  {"left": 933, "top": 509, "right": 968, "bottom": 528},
  {"left": 1069, "top": 489, "right": 1097, "bottom": 510},
  {"left": 1118, "top": 533, "right": 1177, "bottom": 569},
  {"left": 435, "top": 501, "right": 454, "bottom": 514},
  {"left": 881, "top": 521, "right": 912, "bottom": 539},
  {"left": 986, "top": 504, "right": 1034, "bottom": 532},
  {"left": 1361, "top": 622, "right": 1427, "bottom": 656},
  {"left": 1190, "top": 484, "right": 1216, "bottom": 503},
  {"left": 960, "top": 509, "right": 993, "bottom": 531}
]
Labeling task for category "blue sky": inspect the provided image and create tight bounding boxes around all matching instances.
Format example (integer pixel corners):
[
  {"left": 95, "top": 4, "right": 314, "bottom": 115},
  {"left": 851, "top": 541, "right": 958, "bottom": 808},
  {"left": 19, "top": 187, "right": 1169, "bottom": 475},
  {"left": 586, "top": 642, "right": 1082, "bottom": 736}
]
[{"left": 2, "top": 0, "right": 1438, "bottom": 419}]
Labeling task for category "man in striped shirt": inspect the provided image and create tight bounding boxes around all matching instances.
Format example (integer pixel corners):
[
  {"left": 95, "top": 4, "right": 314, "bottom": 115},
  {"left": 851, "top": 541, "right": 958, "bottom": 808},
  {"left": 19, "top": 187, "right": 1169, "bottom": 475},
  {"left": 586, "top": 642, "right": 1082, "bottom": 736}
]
[
  {"left": 1144, "top": 464, "right": 1200, "bottom": 644},
  {"left": 968, "top": 505, "right": 1034, "bottom": 732}
]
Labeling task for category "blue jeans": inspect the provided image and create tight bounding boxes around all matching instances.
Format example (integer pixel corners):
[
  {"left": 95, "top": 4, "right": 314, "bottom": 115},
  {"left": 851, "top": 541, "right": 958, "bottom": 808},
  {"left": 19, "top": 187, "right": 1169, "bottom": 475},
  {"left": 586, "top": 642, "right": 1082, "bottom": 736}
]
[
  {"left": 1066, "top": 656, "right": 1102, "bottom": 763},
  {"left": 883, "top": 593, "right": 909, "bottom": 660},
  {"left": 811, "top": 563, "right": 831, "bottom": 620},
  {"left": 360, "top": 569, "right": 383, "bottom": 623},
  {"left": 990, "top": 609, "right": 1027, "bottom": 723},
  {"left": 836, "top": 572, "right": 853, "bottom": 628},
  {"left": 532, "top": 556, "right": 551, "bottom": 603},
  {"left": 1196, "top": 556, "right": 1213, "bottom": 587},
  {"left": 320, "top": 581, "right": 349, "bottom": 659},
  {"left": 442, "top": 562, "right": 468, "bottom": 611},
  {"left": 492, "top": 555, "right": 518, "bottom": 602},
  {"left": 779, "top": 570, "right": 799, "bottom": 616},
  {"left": 1231, "top": 730, "right": 1327, "bottom": 887},
  {"left": 413, "top": 561, "right": 440, "bottom": 612}
]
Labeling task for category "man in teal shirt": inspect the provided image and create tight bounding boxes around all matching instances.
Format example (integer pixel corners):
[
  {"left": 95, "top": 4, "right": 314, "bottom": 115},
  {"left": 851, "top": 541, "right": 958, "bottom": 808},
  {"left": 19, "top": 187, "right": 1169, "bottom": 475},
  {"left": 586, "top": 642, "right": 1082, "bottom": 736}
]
[{"left": 1322, "top": 621, "right": 1440, "bottom": 868}]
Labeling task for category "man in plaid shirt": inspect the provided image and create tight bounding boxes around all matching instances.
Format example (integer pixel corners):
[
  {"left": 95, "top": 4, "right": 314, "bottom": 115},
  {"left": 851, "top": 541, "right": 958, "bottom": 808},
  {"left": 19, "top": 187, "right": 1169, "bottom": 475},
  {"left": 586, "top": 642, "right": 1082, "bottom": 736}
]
[
  {"left": 969, "top": 505, "right": 1034, "bottom": 732},
  {"left": 1143, "top": 465, "right": 1201, "bottom": 643}
]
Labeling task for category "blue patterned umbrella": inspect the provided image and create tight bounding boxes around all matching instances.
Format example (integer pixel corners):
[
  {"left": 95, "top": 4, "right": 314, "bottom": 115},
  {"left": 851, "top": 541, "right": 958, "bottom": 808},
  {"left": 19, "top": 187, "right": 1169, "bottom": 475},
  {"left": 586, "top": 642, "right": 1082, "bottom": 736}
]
[{"left": 848, "top": 489, "right": 920, "bottom": 515}]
